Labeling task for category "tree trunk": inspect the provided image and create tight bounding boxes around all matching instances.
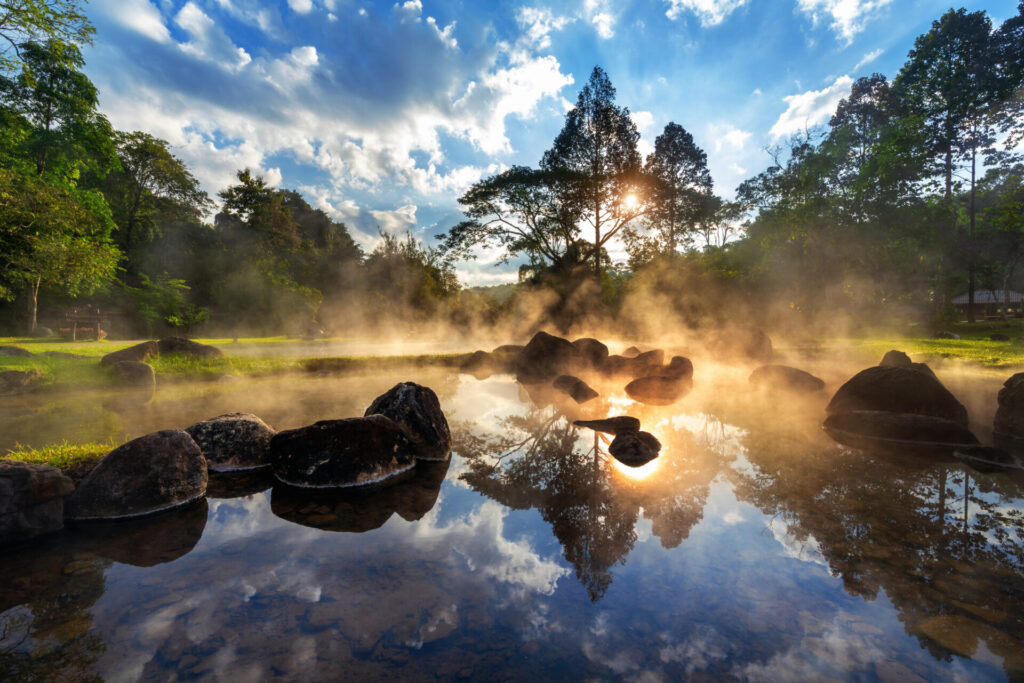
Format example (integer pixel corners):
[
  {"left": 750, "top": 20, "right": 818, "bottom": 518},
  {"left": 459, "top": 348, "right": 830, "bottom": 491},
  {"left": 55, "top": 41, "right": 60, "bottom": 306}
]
[
  {"left": 967, "top": 143, "right": 977, "bottom": 323},
  {"left": 29, "top": 275, "right": 40, "bottom": 333}
]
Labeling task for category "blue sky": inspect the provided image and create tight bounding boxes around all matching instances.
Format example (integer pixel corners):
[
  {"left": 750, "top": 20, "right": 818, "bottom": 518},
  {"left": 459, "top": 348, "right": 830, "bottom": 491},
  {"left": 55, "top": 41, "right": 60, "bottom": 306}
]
[{"left": 81, "top": 0, "right": 1019, "bottom": 284}]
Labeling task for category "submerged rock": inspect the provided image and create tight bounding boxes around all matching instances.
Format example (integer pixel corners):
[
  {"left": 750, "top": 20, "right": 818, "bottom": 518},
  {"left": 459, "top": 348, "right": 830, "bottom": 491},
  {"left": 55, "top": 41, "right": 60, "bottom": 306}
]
[
  {"left": 880, "top": 349, "right": 912, "bottom": 368},
  {"left": 65, "top": 430, "right": 208, "bottom": 520},
  {"left": 826, "top": 365, "right": 968, "bottom": 426},
  {"left": 573, "top": 416, "right": 641, "bottom": 434},
  {"left": 100, "top": 340, "right": 158, "bottom": 367},
  {"left": 0, "top": 460, "right": 75, "bottom": 545},
  {"left": 186, "top": 412, "right": 276, "bottom": 472},
  {"left": 271, "top": 415, "right": 416, "bottom": 488},
  {"left": 0, "top": 345, "right": 31, "bottom": 357},
  {"left": 571, "top": 338, "right": 610, "bottom": 368},
  {"left": 625, "top": 375, "right": 693, "bottom": 406},
  {"left": 157, "top": 336, "right": 223, "bottom": 359},
  {"left": 365, "top": 382, "right": 451, "bottom": 461},
  {"left": 994, "top": 372, "right": 1024, "bottom": 443},
  {"left": 515, "top": 331, "right": 577, "bottom": 383},
  {"left": 111, "top": 360, "right": 155, "bottom": 388},
  {"left": 823, "top": 411, "right": 978, "bottom": 453},
  {"left": 0, "top": 368, "right": 42, "bottom": 395},
  {"left": 553, "top": 375, "right": 600, "bottom": 403},
  {"left": 609, "top": 431, "right": 661, "bottom": 467},
  {"left": 749, "top": 364, "right": 825, "bottom": 393}
]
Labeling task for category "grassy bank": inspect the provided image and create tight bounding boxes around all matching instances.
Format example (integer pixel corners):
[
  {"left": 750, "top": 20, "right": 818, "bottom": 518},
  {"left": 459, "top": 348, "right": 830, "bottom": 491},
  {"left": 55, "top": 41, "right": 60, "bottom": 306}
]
[{"left": 4, "top": 441, "right": 116, "bottom": 482}]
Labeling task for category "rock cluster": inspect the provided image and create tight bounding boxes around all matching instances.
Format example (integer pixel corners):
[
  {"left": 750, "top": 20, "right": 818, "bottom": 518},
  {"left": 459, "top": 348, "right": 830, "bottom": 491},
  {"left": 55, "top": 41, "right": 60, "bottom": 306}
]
[{"left": 0, "top": 460, "right": 74, "bottom": 543}]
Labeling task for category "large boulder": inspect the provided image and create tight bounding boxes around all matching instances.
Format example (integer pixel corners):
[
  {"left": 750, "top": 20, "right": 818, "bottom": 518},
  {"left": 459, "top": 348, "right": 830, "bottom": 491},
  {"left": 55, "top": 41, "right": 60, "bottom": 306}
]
[
  {"left": 271, "top": 415, "right": 416, "bottom": 488},
  {"left": 823, "top": 411, "right": 978, "bottom": 453},
  {"left": 625, "top": 376, "right": 693, "bottom": 406},
  {"left": 0, "top": 368, "right": 42, "bottom": 395},
  {"left": 157, "top": 337, "right": 223, "bottom": 359},
  {"left": 880, "top": 350, "right": 912, "bottom": 368},
  {"left": 571, "top": 338, "right": 609, "bottom": 368},
  {"left": 65, "top": 430, "right": 208, "bottom": 520},
  {"left": 100, "top": 340, "right": 158, "bottom": 367},
  {"left": 0, "top": 345, "right": 32, "bottom": 357},
  {"left": 515, "top": 331, "right": 577, "bottom": 383},
  {"left": 574, "top": 416, "right": 640, "bottom": 434},
  {"left": 749, "top": 364, "right": 825, "bottom": 393},
  {"left": 186, "top": 413, "right": 276, "bottom": 472},
  {"left": 111, "top": 360, "right": 155, "bottom": 388},
  {"left": 552, "top": 375, "right": 599, "bottom": 404},
  {"left": 994, "top": 373, "right": 1024, "bottom": 442},
  {"left": 826, "top": 365, "right": 968, "bottom": 426},
  {"left": 609, "top": 431, "right": 661, "bottom": 467},
  {"left": 0, "top": 460, "right": 74, "bottom": 545},
  {"left": 365, "top": 382, "right": 451, "bottom": 461}
]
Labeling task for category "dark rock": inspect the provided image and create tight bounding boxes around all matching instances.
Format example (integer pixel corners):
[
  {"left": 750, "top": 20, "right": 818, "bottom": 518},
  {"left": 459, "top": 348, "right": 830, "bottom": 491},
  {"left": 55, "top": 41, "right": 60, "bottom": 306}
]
[
  {"left": 185, "top": 413, "right": 276, "bottom": 472},
  {"left": 621, "top": 346, "right": 642, "bottom": 358},
  {"left": 514, "top": 331, "right": 577, "bottom": 383},
  {"left": 749, "top": 364, "right": 825, "bottom": 393},
  {"left": 713, "top": 325, "right": 773, "bottom": 361},
  {"left": 157, "top": 337, "right": 223, "bottom": 359},
  {"left": 492, "top": 344, "right": 524, "bottom": 357},
  {"left": 100, "top": 340, "right": 158, "bottom": 367},
  {"left": 206, "top": 469, "right": 274, "bottom": 498},
  {"left": 625, "top": 375, "right": 693, "bottom": 405},
  {"left": 609, "top": 431, "right": 661, "bottom": 467},
  {"left": 994, "top": 372, "right": 1024, "bottom": 441},
  {"left": 660, "top": 356, "right": 693, "bottom": 380},
  {"left": 461, "top": 350, "right": 512, "bottom": 379},
  {"left": 0, "top": 460, "right": 75, "bottom": 545},
  {"left": 65, "top": 430, "right": 208, "bottom": 520},
  {"left": 573, "top": 416, "right": 641, "bottom": 434},
  {"left": 0, "top": 369, "right": 42, "bottom": 395},
  {"left": 880, "top": 350, "right": 912, "bottom": 368},
  {"left": 111, "top": 360, "right": 155, "bottom": 388},
  {"left": 571, "top": 338, "right": 609, "bottom": 368},
  {"left": 823, "top": 411, "right": 978, "bottom": 453},
  {"left": 0, "top": 345, "right": 31, "bottom": 357},
  {"left": 365, "top": 382, "right": 451, "bottom": 461},
  {"left": 931, "top": 331, "right": 960, "bottom": 340},
  {"left": 27, "top": 326, "right": 53, "bottom": 338},
  {"left": 632, "top": 349, "right": 665, "bottom": 374},
  {"left": 552, "top": 375, "right": 599, "bottom": 403},
  {"left": 271, "top": 415, "right": 416, "bottom": 488},
  {"left": 826, "top": 365, "right": 968, "bottom": 426},
  {"left": 991, "top": 333, "right": 1010, "bottom": 341},
  {"left": 601, "top": 354, "right": 636, "bottom": 377},
  {"left": 952, "top": 446, "right": 1023, "bottom": 474}
]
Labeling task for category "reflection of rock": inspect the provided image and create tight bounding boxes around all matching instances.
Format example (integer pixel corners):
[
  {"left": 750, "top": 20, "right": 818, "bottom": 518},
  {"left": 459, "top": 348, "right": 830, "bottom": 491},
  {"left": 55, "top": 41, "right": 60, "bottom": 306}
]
[
  {"left": 157, "top": 336, "right": 223, "bottom": 359},
  {"left": 609, "top": 431, "right": 661, "bottom": 467},
  {"left": 111, "top": 360, "right": 155, "bottom": 388},
  {"left": 74, "top": 498, "right": 208, "bottom": 567},
  {"left": 271, "top": 459, "right": 449, "bottom": 532},
  {"left": 65, "top": 430, "right": 208, "bottom": 520},
  {"left": 101, "top": 383, "right": 155, "bottom": 412},
  {"left": 0, "top": 368, "right": 42, "bottom": 395},
  {"left": 205, "top": 469, "right": 275, "bottom": 498},
  {"left": 271, "top": 415, "right": 416, "bottom": 488},
  {"left": 625, "top": 376, "right": 693, "bottom": 405},
  {"left": 994, "top": 373, "right": 1024, "bottom": 443},
  {"left": 552, "top": 375, "right": 599, "bottom": 403},
  {"left": 186, "top": 412, "right": 276, "bottom": 472},
  {"left": 823, "top": 411, "right": 978, "bottom": 454},
  {"left": 574, "top": 416, "right": 640, "bottom": 434},
  {"left": 0, "top": 460, "right": 75, "bottom": 545},
  {"left": 100, "top": 340, "right": 158, "bottom": 367},
  {"left": 515, "top": 331, "right": 577, "bottom": 383},
  {"left": 827, "top": 366, "right": 969, "bottom": 426},
  {"left": 749, "top": 364, "right": 824, "bottom": 393},
  {"left": 365, "top": 382, "right": 451, "bottom": 461}
]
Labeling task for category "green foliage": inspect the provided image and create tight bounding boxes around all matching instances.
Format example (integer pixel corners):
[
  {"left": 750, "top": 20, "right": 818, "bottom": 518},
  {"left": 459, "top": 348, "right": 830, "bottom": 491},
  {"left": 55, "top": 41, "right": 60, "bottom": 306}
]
[
  {"left": 123, "top": 273, "right": 209, "bottom": 334},
  {"left": 0, "top": 0, "right": 93, "bottom": 75},
  {"left": 4, "top": 439, "right": 113, "bottom": 471}
]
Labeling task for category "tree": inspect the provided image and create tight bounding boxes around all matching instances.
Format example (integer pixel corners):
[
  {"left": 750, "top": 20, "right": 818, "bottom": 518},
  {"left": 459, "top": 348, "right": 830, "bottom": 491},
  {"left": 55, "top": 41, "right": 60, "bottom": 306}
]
[
  {"left": 0, "top": 0, "right": 93, "bottom": 74},
  {"left": 976, "top": 165, "right": 1024, "bottom": 314},
  {"left": 992, "top": 2, "right": 1024, "bottom": 149},
  {"left": 642, "top": 122, "right": 713, "bottom": 254}
]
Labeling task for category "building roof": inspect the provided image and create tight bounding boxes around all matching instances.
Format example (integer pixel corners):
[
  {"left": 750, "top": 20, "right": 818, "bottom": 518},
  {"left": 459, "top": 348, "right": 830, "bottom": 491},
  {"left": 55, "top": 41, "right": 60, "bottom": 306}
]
[{"left": 951, "top": 290, "right": 1024, "bottom": 304}]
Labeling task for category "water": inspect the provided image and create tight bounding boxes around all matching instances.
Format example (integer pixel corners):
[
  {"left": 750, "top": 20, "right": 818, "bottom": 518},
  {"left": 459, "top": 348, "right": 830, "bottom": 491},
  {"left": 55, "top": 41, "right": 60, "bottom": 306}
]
[{"left": 2, "top": 367, "right": 1023, "bottom": 681}]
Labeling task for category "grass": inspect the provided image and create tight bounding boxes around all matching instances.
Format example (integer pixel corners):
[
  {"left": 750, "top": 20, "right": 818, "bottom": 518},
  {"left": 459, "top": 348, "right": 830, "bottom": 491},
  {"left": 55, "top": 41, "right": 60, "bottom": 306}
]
[{"left": 4, "top": 440, "right": 118, "bottom": 482}]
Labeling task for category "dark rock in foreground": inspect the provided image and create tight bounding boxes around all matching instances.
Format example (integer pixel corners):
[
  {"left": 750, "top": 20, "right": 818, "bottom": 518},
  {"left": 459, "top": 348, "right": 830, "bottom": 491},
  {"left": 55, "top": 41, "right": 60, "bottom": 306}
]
[
  {"left": 572, "top": 338, "right": 609, "bottom": 368},
  {"left": 111, "top": 360, "right": 156, "bottom": 388},
  {"left": 65, "top": 430, "right": 208, "bottom": 520},
  {"left": 100, "top": 340, "right": 158, "bottom": 367},
  {"left": 574, "top": 416, "right": 641, "bottom": 434},
  {"left": 0, "top": 345, "right": 31, "bottom": 357},
  {"left": 749, "top": 364, "right": 825, "bottom": 393},
  {"left": 186, "top": 413, "right": 276, "bottom": 472},
  {"left": 365, "top": 382, "right": 451, "bottom": 461},
  {"left": 826, "top": 365, "right": 968, "bottom": 426},
  {"left": 609, "top": 431, "right": 661, "bottom": 467},
  {"left": 515, "top": 331, "right": 577, "bottom": 383},
  {"left": 994, "top": 372, "right": 1024, "bottom": 443},
  {"left": 157, "top": 336, "right": 223, "bottom": 359},
  {"left": 625, "top": 375, "right": 693, "bottom": 405},
  {"left": 823, "top": 411, "right": 978, "bottom": 454},
  {"left": 880, "top": 350, "right": 912, "bottom": 368},
  {"left": 272, "top": 415, "right": 416, "bottom": 488},
  {"left": 0, "top": 369, "right": 42, "bottom": 395},
  {"left": 0, "top": 460, "right": 75, "bottom": 545},
  {"left": 553, "top": 375, "right": 599, "bottom": 403}
]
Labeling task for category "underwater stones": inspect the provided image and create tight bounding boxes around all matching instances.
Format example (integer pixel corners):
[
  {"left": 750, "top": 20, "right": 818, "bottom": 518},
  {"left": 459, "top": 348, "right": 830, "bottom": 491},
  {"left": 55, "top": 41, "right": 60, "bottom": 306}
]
[
  {"left": 573, "top": 416, "right": 641, "bottom": 434},
  {"left": 823, "top": 411, "right": 978, "bottom": 453},
  {"left": 552, "top": 375, "right": 599, "bottom": 404},
  {"left": 880, "top": 350, "right": 912, "bottom": 368},
  {"left": 571, "top": 338, "right": 609, "bottom": 368},
  {"left": 625, "top": 375, "right": 692, "bottom": 406},
  {"left": 65, "top": 430, "right": 208, "bottom": 520},
  {"left": 365, "top": 382, "right": 451, "bottom": 461},
  {"left": 0, "top": 460, "right": 75, "bottom": 545},
  {"left": 826, "top": 365, "right": 969, "bottom": 427},
  {"left": 186, "top": 413, "right": 276, "bottom": 472},
  {"left": 111, "top": 360, "right": 156, "bottom": 388},
  {"left": 100, "top": 340, "right": 159, "bottom": 367},
  {"left": 0, "top": 345, "right": 32, "bottom": 357},
  {"left": 157, "top": 337, "right": 223, "bottom": 359},
  {"left": 515, "top": 331, "right": 577, "bottom": 383},
  {"left": 0, "top": 368, "right": 42, "bottom": 394},
  {"left": 994, "top": 372, "right": 1024, "bottom": 443},
  {"left": 749, "top": 364, "right": 825, "bottom": 393},
  {"left": 271, "top": 415, "right": 416, "bottom": 488},
  {"left": 609, "top": 431, "right": 661, "bottom": 467}
]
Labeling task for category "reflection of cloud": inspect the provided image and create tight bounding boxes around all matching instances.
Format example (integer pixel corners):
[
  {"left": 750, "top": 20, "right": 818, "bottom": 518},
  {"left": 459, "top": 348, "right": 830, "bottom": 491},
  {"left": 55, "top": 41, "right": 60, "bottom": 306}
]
[
  {"left": 734, "top": 616, "right": 884, "bottom": 680},
  {"left": 767, "top": 517, "right": 828, "bottom": 567}
]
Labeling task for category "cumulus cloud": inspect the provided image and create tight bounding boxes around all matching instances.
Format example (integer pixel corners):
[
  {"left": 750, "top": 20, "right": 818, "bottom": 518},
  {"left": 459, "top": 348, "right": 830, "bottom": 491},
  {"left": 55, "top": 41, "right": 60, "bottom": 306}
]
[
  {"left": 97, "top": 0, "right": 171, "bottom": 43},
  {"left": 175, "top": 2, "right": 252, "bottom": 71},
  {"left": 797, "top": 0, "right": 892, "bottom": 43},
  {"left": 769, "top": 75, "right": 853, "bottom": 138},
  {"left": 584, "top": 0, "right": 616, "bottom": 39},
  {"left": 516, "top": 6, "right": 574, "bottom": 49},
  {"left": 664, "top": 0, "right": 749, "bottom": 26}
]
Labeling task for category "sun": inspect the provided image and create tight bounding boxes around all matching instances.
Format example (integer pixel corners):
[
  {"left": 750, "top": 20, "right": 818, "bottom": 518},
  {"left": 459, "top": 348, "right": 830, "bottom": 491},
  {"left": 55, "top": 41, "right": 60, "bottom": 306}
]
[{"left": 623, "top": 193, "right": 638, "bottom": 209}]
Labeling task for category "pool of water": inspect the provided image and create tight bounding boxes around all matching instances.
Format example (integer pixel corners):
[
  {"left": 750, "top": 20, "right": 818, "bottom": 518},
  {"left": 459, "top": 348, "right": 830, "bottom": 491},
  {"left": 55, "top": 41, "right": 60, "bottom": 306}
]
[{"left": 1, "top": 365, "right": 1023, "bottom": 681}]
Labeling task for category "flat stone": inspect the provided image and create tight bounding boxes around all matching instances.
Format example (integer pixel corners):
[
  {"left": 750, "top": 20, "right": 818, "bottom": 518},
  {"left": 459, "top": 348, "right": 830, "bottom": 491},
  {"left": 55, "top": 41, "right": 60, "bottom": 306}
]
[{"left": 186, "top": 413, "right": 276, "bottom": 472}]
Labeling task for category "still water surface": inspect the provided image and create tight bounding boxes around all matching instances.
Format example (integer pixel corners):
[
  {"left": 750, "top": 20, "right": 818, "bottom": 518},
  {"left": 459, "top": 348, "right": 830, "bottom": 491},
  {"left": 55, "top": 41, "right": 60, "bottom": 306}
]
[{"left": 1, "top": 368, "right": 1023, "bottom": 681}]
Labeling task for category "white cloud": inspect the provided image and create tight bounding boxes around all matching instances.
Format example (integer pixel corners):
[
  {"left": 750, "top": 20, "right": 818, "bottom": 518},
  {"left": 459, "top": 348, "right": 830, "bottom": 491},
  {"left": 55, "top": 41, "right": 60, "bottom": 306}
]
[
  {"left": 769, "top": 75, "right": 853, "bottom": 138},
  {"left": 853, "top": 47, "right": 883, "bottom": 72},
  {"left": 664, "top": 0, "right": 749, "bottom": 26},
  {"left": 584, "top": 0, "right": 616, "bottom": 39},
  {"left": 93, "top": 0, "right": 171, "bottom": 43},
  {"left": 797, "top": 0, "right": 892, "bottom": 43},
  {"left": 287, "top": 0, "right": 313, "bottom": 13},
  {"left": 713, "top": 125, "right": 751, "bottom": 152},
  {"left": 631, "top": 110, "right": 655, "bottom": 132},
  {"left": 175, "top": 2, "right": 252, "bottom": 71},
  {"left": 516, "top": 7, "right": 574, "bottom": 49}
]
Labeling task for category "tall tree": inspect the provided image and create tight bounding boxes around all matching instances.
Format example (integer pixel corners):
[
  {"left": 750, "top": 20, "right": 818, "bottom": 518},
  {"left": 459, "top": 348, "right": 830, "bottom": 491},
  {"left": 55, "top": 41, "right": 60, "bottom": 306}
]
[
  {"left": 992, "top": 2, "right": 1024, "bottom": 150},
  {"left": 642, "top": 122, "right": 713, "bottom": 254},
  {"left": 0, "top": 0, "right": 93, "bottom": 74}
]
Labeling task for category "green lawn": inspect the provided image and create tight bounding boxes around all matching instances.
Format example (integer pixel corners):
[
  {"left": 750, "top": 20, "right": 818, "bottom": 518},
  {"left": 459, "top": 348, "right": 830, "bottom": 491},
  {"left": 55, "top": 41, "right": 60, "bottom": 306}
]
[{"left": 4, "top": 440, "right": 117, "bottom": 482}]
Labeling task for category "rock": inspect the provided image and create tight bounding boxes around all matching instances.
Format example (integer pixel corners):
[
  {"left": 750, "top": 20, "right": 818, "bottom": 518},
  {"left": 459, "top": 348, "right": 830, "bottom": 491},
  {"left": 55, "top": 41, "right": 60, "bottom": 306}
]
[
  {"left": 100, "top": 340, "right": 158, "bottom": 367},
  {"left": 601, "top": 354, "right": 636, "bottom": 377},
  {"left": 621, "top": 346, "right": 642, "bottom": 358},
  {"left": 65, "top": 430, "right": 208, "bottom": 520},
  {"left": 571, "top": 338, "right": 609, "bottom": 368},
  {"left": 826, "top": 365, "right": 969, "bottom": 426},
  {"left": 609, "top": 431, "right": 661, "bottom": 467},
  {"left": 994, "top": 372, "right": 1024, "bottom": 442},
  {"left": 880, "top": 350, "right": 912, "bottom": 368},
  {"left": 157, "top": 337, "right": 223, "bottom": 359},
  {"left": 660, "top": 356, "right": 693, "bottom": 380},
  {"left": 823, "top": 411, "right": 978, "bottom": 453},
  {"left": 625, "top": 376, "right": 693, "bottom": 406},
  {"left": 364, "top": 382, "right": 451, "bottom": 461},
  {"left": 185, "top": 413, "right": 276, "bottom": 472},
  {"left": 0, "top": 369, "right": 42, "bottom": 395},
  {"left": 573, "top": 416, "right": 641, "bottom": 434},
  {"left": 0, "top": 460, "right": 75, "bottom": 545},
  {"left": 632, "top": 349, "right": 665, "bottom": 374},
  {"left": 514, "top": 331, "right": 577, "bottom": 383},
  {"left": 111, "top": 360, "right": 156, "bottom": 388},
  {"left": 713, "top": 325, "right": 773, "bottom": 361},
  {"left": 749, "top": 364, "right": 825, "bottom": 393},
  {"left": 492, "top": 344, "right": 524, "bottom": 357},
  {"left": 0, "top": 345, "right": 31, "bottom": 357},
  {"left": 552, "top": 375, "right": 599, "bottom": 403},
  {"left": 27, "top": 326, "right": 53, "bottom": 338},
  {"left": 461, "top": 350, "right": 499, "bottom": 376},
  {"left": 991, "top": 333, "right": 1010, "bottom": 341},
  {"left": 931, "top": 331, "right": 960, "bottom": 340},
  {"left": 271, "top": 415, "right": 416, "bottom": 488}
]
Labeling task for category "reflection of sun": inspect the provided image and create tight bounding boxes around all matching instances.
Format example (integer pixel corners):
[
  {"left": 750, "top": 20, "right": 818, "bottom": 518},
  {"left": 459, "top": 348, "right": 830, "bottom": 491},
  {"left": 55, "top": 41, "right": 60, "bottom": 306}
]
[{"left": 611, "top": 454, "right": 661, "bottom": 481}]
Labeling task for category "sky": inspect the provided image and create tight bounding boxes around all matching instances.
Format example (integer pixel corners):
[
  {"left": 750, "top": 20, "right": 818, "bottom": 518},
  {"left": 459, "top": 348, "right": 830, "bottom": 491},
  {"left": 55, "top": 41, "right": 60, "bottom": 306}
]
[{"left": 81, "top": 0, "right": 1020, "bottom": 285}]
